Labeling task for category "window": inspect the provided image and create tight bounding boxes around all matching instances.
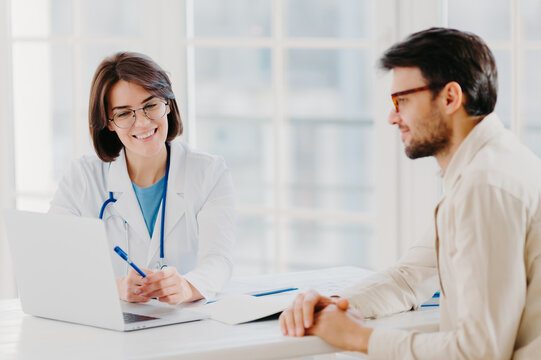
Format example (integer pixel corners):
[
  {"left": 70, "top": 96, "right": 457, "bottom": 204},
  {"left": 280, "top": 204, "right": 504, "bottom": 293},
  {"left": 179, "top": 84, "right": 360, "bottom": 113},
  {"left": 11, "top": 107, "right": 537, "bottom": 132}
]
[
  {"left": 6, "top": 0, "right": 395, "bottom": 280},
  {"left": 192, "top": 0, "right": 381, "bottom": 274},
  {"left": 4, "top": 0, "right": 539, "bottom": 300}
]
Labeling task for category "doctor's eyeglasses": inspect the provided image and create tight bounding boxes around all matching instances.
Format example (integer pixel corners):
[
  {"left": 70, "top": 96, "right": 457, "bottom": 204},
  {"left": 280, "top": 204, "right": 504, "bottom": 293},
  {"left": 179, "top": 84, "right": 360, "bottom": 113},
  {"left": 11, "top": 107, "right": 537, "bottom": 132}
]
[{"left": 109, "top": 99, "right": 169, "bottom": 129}]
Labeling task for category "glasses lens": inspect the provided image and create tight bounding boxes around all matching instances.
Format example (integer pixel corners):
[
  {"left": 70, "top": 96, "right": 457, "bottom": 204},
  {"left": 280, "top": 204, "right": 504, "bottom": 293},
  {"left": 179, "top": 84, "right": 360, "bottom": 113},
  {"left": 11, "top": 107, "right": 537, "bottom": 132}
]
[
  {"left": 143, "top": 100, "right": 167, "bottom": 120},
  {"left": 391, "top": 96, "right": 399, "bottom": 112},
  {"left": 113, "top": 111, "right": 135, "bottom": 129}
]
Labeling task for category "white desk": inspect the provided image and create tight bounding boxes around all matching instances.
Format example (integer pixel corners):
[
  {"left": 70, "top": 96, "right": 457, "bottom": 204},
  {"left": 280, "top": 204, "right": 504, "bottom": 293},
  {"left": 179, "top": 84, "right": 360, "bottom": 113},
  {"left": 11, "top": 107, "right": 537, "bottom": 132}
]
[
  {"left": 0, "top": 300, "right": 438, "bottom": 360},
  {"left": 0, "top": 267, "right": 440, "bottom": 360}
]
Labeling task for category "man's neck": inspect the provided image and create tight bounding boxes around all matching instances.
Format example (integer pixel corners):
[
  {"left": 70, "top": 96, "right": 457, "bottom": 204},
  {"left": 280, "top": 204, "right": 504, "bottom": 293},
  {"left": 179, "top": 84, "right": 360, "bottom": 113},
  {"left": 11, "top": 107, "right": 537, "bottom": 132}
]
[
  {"left": 435, "top": 112, "right": 483, "bottom": 172},
  {"left": 125, "top": 146, "right": 168, "bottom": 188}
]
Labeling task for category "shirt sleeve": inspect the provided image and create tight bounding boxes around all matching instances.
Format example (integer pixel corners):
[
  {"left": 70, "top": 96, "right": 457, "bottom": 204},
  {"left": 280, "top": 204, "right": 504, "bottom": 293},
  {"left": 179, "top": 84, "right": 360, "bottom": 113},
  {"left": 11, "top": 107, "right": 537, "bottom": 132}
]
[
  {"left": 368, "top": 183, "right": 527, "bottom": 360},
  {"left": 338, "top": 224, "right": 439, "bottom": 319},
  {"left": 183, "top": 157, "right": 237, "bottom": 300}
]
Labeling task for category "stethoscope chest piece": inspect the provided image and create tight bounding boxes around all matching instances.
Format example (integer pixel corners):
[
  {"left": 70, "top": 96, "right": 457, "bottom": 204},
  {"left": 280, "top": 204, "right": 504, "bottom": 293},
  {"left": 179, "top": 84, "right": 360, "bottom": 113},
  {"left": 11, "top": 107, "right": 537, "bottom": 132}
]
[{"left": 155, "top": 260, "right": 168, "bottom": 270}]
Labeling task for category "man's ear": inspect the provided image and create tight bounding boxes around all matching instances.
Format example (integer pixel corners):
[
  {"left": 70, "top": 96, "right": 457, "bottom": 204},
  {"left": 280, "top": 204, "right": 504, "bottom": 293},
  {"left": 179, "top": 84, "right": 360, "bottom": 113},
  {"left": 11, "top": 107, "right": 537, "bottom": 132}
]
[{"left": 442, "top": 81, "right": 463, "bottom": 115}]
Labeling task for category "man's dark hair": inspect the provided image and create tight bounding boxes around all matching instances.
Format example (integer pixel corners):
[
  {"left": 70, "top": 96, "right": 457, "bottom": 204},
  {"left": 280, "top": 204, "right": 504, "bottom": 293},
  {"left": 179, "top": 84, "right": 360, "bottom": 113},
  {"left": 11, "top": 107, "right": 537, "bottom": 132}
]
[{"left": 379, "top": 27, "right": 498, "bottom": 117}]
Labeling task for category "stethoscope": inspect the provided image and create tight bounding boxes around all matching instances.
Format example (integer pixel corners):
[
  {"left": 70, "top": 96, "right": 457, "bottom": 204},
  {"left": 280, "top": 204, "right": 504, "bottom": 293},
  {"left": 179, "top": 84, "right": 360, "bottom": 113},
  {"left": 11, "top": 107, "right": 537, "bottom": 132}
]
[{"left": 99, "top": 143, "right": 171, "bottom": 270}]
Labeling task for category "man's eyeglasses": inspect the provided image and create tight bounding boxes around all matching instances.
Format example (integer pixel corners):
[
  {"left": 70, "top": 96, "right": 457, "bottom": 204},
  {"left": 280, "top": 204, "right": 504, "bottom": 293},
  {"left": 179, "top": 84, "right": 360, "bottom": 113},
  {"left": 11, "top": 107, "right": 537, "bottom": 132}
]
[
  {"left": 109, "top": 99, "right": 169, "bottom": 129},
  {"left": 391, "top": 86, "right": 430, "bottom": 113}
]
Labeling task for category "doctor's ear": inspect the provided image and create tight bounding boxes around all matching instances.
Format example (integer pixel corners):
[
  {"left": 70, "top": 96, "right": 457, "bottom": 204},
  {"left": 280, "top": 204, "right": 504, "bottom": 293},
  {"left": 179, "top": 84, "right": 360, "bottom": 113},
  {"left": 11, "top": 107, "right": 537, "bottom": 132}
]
[{"left": 107, "top": 120, "right": 116, "bottom": 132}]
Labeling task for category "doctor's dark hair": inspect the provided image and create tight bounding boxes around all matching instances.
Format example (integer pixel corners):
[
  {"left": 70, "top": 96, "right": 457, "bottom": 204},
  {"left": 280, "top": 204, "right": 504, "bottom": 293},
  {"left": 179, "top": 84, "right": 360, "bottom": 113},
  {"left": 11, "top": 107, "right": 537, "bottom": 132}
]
[
  {"left": 379, "top": 27, "right": 498, "bottom": 117},
  {"left": 89, "top": 52, "right": 182, "bottom": 162}
]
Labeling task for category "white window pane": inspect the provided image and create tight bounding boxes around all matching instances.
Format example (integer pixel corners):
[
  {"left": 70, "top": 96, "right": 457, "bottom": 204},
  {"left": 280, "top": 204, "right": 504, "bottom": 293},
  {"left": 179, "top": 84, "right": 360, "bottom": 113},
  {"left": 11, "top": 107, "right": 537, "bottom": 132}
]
[
  {"left": 493, "top": 50, "right": 511, "bottom": 128},
  {"left": 194, "top": 0, "right": 271, "bottom": 37},
  {"left": 13, "top": 43, "right": 74, "bottom": 191},
  {"left": 286, "top": 0, "right": 373, "bottom": 39},
  {"left": 11, "top": 0, "right": 72, "bottom": 37},
  {"left": 16, "top": 196, "right": 51, "bottom": 213},
  {"left": 232, "top": 215, "right": 274, "bottom": 276},
  {"left": 448, "top": 0, "right": 510, "bottom": 42},
  {"left": 195, "top": 48, "right": 272, "bottom": 117},
  {"left": 284, "top": 220, "right": 373, "bottom": 271},
  {"left": 13, "top": 43, "right": 54, "bottom": 193},
  {"left": 197, "top": 118, "right": 274, "bottom": 206},
  {"left": 50, "top": 46, "right": 75, "bottom": 181},
  {"left": 287, "top": 49, "right": 373, "bottom": 119},
  {"left": 521, "top": 0, "right": 541, "bottom": 41},
  {"left": 523, "top": 130, "right": 541, "bottom": 158},
  {"left": 80, "top": 0, "right": 142, "bottom": 37},
  {"left": 522, "top": 50, "right": 541, "bottom": 157},
  {"left": 522, "top": 51, "right": 541, "bottom": 125},
  {"left": 286, "top": 121, "right": 374, "bottom": 212}
]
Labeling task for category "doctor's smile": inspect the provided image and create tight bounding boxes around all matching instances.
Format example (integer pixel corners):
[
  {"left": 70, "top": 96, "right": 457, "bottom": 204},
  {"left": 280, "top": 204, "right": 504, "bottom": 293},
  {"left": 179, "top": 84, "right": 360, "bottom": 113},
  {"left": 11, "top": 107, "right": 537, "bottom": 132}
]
[{"left": 133, "top": 129, "right": 157, "bottom": 140}]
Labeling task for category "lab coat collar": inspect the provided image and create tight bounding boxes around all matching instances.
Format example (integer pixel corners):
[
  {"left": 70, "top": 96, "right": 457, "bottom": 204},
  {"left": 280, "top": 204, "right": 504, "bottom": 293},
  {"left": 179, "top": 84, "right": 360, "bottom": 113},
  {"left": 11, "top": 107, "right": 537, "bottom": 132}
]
[
  {"left": 105, "top": 148, "right": 149, "bottom": 244},
  {"left": 441, "top": 113, "right": 504, "bottom": 194},
  {"left": 105, "top": 143, "right": 187, "bottom": 261}
]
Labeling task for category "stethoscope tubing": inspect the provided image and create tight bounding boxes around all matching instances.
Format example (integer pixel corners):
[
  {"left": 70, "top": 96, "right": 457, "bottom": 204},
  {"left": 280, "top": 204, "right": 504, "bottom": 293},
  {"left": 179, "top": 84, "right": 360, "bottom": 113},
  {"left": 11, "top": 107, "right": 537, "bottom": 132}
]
[{"left": 98, "top": 143, "right": 171, "bottom": 267}]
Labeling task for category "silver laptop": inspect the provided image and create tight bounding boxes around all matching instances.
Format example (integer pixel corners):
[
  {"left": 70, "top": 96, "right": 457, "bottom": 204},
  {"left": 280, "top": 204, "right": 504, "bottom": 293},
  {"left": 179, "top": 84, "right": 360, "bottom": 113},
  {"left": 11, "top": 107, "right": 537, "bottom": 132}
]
[{"left": 3, "top": 209, "right": 208, "bottom": 331}]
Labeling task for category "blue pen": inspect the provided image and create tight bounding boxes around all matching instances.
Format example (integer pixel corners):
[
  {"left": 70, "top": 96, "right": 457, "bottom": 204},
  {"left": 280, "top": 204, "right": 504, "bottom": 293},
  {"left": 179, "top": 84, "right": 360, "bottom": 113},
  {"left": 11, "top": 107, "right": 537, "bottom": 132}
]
[
  {"left": 113, "top": 246, "right": 147, "bottom": 278},
  {"left": 206, "top": 287, "right": 299, "bottom": 304},
  {"left": 251, "top": 287, "right": 298, "bottom": 297}
]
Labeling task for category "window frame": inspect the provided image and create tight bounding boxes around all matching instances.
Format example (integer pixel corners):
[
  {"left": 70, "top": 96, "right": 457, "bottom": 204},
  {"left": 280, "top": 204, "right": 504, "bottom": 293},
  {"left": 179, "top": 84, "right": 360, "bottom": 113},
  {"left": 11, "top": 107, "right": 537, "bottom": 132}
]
[{"left": 1, "top": 0, "right": 460, "bottom": 298}]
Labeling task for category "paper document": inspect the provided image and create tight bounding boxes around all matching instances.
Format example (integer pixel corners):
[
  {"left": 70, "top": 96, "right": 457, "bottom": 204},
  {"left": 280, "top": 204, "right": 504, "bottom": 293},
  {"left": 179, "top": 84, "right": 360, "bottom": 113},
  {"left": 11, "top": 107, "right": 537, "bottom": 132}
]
[
  {"left": 214, "top": 266, "right": 374, "bottom": 301},
  {"left": 192, "top": 293, "right": 295, "bottom": 325},
  {"left": 189, "top": 267, "right": 374, "bottom": 326}
]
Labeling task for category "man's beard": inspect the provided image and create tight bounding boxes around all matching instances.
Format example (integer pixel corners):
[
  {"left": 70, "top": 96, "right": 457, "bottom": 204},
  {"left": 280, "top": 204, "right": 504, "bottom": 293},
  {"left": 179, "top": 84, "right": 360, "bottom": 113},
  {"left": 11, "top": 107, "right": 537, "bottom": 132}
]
[{"left": 405, "top": 107, "right": 451, "bottom": 159}]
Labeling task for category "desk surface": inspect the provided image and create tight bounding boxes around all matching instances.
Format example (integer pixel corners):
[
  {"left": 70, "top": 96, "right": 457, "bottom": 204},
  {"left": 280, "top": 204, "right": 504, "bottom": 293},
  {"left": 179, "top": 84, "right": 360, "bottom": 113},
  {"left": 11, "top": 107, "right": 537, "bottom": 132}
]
[
  {"left": 0, "top": 299, "right": 438, "bottom": 360},
  {"left": 0, "top": 267, "right": 440, "bottom": 360}
]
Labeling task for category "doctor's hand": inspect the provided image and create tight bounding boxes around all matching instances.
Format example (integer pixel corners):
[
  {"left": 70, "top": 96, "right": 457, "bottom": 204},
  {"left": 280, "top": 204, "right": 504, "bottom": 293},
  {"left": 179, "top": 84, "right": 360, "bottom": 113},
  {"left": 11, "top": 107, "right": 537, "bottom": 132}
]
[
  {"left": 116, "top": 268, "right": 155, "bottom": 303},
  {"left": 138, "top": 266, "right": 204, "bottom": 305},
  {"left": 279, "top": 290, "right": 349, "bottom": 337}
]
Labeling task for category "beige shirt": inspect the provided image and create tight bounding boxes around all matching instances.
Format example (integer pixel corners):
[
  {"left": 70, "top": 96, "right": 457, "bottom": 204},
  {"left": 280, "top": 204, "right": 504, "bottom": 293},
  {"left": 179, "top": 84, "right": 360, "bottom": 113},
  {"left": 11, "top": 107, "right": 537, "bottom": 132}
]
[{"left": 339, "top": 114, "right": 541, "bottom": 359}]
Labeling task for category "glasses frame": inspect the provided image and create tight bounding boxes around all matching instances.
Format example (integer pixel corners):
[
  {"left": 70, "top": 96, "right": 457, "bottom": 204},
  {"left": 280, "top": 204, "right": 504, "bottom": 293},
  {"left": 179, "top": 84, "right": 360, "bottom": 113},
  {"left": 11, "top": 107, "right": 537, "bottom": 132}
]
[
  {"left": 390, "top": 85, "right": 431, "bottom": 113},
  {"left": 108, "top": 99, "right": 170, "bottom": 129}
]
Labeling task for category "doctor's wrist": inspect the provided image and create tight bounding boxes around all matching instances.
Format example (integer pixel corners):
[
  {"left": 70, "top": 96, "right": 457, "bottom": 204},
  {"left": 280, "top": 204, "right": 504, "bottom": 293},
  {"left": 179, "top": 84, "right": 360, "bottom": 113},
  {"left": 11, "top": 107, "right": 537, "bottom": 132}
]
[
  {"left": 181, "top": 279, "right": 203, "bottom": 303},
  {"left": 116, "top": 277, "right": 129, "bottom": 301}
]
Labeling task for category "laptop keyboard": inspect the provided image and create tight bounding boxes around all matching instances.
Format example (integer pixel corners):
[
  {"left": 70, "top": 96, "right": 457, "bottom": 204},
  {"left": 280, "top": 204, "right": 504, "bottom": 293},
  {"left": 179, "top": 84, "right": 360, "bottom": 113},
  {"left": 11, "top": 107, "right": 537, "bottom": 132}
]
[{"left": 123, "top": 312, "right": 159, "bottom": 324}]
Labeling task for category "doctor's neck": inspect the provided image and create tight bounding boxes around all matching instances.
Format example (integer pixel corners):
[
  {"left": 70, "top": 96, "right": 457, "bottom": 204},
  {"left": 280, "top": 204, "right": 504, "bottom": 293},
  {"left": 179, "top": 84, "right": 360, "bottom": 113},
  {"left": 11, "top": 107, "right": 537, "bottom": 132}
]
[{"left": 125, "top": 145, "right": 168, "bottom": 188}]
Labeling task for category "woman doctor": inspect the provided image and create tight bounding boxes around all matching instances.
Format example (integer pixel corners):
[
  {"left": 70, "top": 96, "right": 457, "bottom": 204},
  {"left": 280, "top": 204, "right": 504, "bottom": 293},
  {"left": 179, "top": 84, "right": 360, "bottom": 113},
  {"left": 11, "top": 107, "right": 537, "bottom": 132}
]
[{"left": 49, "top": 52, "right": 236, "bottom": 304}]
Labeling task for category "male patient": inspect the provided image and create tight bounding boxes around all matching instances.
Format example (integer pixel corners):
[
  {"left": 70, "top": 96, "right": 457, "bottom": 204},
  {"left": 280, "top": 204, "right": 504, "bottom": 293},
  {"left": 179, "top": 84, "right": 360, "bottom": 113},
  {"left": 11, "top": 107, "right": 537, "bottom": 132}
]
[{"left": 279, "top": 27, "right": 541, "bottom": 359}]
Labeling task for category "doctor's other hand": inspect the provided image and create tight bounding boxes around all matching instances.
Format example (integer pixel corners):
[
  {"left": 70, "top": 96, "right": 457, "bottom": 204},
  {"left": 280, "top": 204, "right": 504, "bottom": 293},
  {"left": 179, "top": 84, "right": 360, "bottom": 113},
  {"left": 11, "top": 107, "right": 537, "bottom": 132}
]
[
  {"left": 138, "top": 266, "right": 204, "bottom": 305},
  {"left": 279, "top": 290, "right": 349, "bottom": 337},
  {"left": 116, "top": 268, "right": 155, "bottom": 303}
]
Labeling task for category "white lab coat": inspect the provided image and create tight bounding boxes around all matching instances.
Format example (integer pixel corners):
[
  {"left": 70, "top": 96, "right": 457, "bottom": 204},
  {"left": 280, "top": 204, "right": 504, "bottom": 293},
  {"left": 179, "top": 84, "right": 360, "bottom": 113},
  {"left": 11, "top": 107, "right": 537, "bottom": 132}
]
[{"left": 49, "top": 140, "right": 236, "bottom": 299}]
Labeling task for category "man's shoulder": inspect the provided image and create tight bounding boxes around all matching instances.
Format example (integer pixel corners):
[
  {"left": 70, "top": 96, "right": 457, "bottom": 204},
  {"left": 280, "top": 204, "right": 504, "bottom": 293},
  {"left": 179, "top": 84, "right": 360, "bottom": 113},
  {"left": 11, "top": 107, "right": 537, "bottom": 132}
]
[{"left": 460, "top": 132, "right": 541, "bottom": 197}]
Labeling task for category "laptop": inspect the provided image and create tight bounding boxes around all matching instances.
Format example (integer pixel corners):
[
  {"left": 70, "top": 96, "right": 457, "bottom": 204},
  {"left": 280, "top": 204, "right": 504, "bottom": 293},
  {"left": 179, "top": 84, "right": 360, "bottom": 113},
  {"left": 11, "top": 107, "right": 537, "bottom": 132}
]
[{"left": 3, "top": 209, "right": 209, "bottom": 331}]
